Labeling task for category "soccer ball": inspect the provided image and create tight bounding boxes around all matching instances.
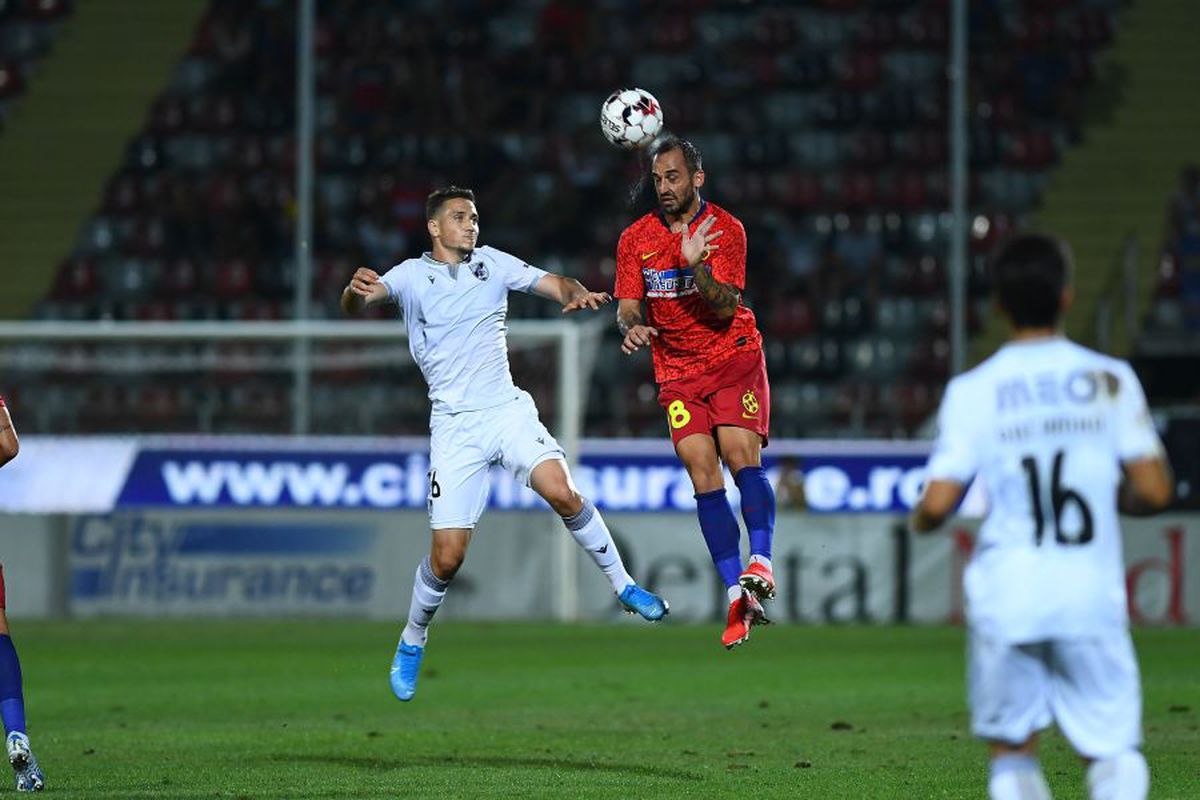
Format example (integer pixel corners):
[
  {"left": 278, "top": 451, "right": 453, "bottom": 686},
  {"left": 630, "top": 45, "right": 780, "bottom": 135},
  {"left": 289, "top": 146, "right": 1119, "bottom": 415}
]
[{"left": 600, "top": 88, "right": 664, "bottom": 150}]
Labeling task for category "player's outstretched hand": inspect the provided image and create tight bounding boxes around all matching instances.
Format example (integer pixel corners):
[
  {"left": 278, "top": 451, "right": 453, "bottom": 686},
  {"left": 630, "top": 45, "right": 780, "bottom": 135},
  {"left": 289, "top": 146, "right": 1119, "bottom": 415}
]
[
  {"left": 349, "top": 267, "right": 381, "bottom": 297},
  {"left": 681, "top": 215, "right": 724, "bottom": 266},
  {"left": 562, "top": 291, "right": 612, "bottom": 314},
  {"left": 621, "top": 324, "right": 659, "bottom": 355}
]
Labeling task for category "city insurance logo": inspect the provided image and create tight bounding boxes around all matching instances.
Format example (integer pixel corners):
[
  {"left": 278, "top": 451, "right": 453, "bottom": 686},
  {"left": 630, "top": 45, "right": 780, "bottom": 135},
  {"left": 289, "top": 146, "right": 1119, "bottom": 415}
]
[{"left": 69, "top": 513, "right": 379, "bottom": 614}]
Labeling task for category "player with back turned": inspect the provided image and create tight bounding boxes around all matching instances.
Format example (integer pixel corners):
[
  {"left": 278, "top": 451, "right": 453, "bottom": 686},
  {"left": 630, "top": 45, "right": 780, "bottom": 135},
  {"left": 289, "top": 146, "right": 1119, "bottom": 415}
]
[
  {"left": 614, "top": 135, "right": 777, "bottom": 650},
  {"left": 0, "top": 396, "right": 46, "bottom": 792},
  {"left": 912, "top": 234, "right": 1173, "bottom": 800}
]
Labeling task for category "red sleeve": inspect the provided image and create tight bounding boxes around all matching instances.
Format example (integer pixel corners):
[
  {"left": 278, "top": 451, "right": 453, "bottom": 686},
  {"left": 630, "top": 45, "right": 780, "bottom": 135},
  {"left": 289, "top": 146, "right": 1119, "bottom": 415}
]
[
  {"left": 709, "top": 214, "right": 746, "bottom": 290},
  {"left": 613, "top": 226, "right": 645, "bottom": 299}
]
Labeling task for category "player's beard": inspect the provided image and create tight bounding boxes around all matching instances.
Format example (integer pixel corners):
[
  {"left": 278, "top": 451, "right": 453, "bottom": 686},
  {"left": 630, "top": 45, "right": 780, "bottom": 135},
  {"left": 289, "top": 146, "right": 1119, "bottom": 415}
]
[{"left": 658, "top": 185, "right": 695, "bottom": 219}]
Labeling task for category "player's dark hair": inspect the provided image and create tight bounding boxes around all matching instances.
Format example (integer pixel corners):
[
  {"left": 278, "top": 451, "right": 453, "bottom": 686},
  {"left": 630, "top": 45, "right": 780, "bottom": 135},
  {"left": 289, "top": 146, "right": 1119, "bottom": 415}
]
[
  {"left": 627, "top": 134, "right": 704, "bottom": 210},
  {"left": 649, "top": 134, "right": 703, "bottom": 174},
  {"left": 425, "top": 186, "right": 475, "bottom": 220},
  {"left": 989, "top": 233, "right": 1073, "bottom": 328}
]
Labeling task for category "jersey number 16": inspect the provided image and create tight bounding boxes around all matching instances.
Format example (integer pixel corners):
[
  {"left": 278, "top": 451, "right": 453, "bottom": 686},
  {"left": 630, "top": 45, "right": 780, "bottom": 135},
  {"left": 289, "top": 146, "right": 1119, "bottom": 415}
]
[{"left": 1020, "top": 449, "right": 1095, "bottom": 547}]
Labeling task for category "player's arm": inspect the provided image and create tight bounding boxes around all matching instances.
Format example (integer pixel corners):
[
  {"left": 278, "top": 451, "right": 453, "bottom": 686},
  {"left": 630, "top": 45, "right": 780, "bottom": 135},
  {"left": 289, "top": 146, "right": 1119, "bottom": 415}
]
[
  {"left": 911, "top": 380, "right": 977, "bottom": 534},
  {"left": 340, "top": 268, "right": 391, "bottom": 316},
  {"left": 531, "top": 274, "right": 611, "bottom": 314},
  {"left": 1112, "top": 364, "right": 1174, "bottom": 515},
  {"left": 1118, "top": 457, "right": 1173, "bottom": 516},
  {"left": 617, "top": 298, "right": 658, "bottom": 355},
  {"left": 613, "top": 229, "right": 658, "bottom": 354},
  {"left": 682, "top": 216, "right": 739, "bottom": 320},
  {"left": 0, "top": 397, "right": 18, "bottom": 468},
  {"left": 911, "top": 480, "right": 966, "bottom": 533}
]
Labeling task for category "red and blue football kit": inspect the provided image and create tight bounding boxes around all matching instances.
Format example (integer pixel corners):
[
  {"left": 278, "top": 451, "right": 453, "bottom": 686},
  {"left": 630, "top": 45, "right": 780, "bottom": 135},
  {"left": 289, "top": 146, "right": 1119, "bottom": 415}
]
[{"left": 614, "top": 201, "right": 770, "bottom": 445}]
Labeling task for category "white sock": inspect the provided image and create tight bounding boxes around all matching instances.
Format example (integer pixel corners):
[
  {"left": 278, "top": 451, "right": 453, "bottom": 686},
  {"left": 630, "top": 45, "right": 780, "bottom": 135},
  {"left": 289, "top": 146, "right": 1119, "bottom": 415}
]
[
  {"left": 749, "top": 554, "right": 772, "bottom": 571},
  {"left": 1087, "top": 751, "right": 1148, "bottom": 800},
  {"left": 989, "top": 754, "right": 1052, "bottom": 800},
  {"left": 727, "top": 585, "right": 743, "bottom": 604},
  {"left": 562, "top": 498, "right": 633, "bottom": 593},
  {"left": 400, "top": 556, "right": 449, "bottom": 647}
]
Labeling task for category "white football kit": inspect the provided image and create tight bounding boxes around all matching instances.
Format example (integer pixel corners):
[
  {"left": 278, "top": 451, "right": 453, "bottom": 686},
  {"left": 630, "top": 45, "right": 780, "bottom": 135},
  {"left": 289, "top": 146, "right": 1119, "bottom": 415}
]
[
  {"left": 925, "top": 337, "right": 1164, "bottom": 757},
  {"left": 379, "top": 245, "right": 565, "bottom": 529}
]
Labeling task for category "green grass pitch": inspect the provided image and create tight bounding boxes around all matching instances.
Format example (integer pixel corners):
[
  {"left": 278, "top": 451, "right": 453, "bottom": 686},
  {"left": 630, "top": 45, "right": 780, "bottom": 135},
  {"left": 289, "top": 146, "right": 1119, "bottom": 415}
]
[{"left": 9, "top": 621, "right": 1198, "bottom": 798}]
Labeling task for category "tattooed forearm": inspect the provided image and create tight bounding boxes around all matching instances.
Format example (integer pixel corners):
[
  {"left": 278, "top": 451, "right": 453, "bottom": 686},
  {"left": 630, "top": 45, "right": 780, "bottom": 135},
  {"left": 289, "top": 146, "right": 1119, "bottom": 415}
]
[
  {"left": 692, "top": 263, "right": 741, "bottom": 319},
  {"left": 617, "top": 304, "right": 644, "bottom": 336}
]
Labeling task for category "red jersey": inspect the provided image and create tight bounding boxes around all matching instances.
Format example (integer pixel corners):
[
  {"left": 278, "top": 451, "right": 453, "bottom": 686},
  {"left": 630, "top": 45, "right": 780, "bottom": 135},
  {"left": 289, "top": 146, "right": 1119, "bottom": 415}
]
[{"left": 614, "top": 201, "right": 762, "bottom": 384}]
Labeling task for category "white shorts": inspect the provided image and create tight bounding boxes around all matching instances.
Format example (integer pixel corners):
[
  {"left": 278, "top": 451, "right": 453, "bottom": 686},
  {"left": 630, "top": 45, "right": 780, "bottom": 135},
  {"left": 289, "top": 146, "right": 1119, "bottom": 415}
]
[
  {"left": 968, "top": 630, "right": 1143, "bottom": 759},
  {"left": 427, "top": 390, "right": 564, "bottom": 530}
]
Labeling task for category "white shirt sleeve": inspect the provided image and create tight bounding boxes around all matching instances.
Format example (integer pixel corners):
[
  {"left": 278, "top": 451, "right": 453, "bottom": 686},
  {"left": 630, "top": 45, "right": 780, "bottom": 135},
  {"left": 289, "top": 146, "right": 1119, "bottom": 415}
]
[
  {"left": 377, "top": 263, "right": 406, "bottom": 304},
  {"left": 1112, "top": 362, "right": 1164, "bottom": 462},
  {"left": 481, "top": 246, "right": 548, "bottom": 293},
  {"left": 925, "top": 377, "right": 980, "bottom": 483}
]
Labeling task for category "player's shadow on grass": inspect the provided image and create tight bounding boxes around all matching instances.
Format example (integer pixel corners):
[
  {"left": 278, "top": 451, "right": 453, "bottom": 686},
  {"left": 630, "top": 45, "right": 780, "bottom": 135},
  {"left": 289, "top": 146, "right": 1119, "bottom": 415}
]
[{"left": 273, "top": 753, "right": 702, "bottom": 782}]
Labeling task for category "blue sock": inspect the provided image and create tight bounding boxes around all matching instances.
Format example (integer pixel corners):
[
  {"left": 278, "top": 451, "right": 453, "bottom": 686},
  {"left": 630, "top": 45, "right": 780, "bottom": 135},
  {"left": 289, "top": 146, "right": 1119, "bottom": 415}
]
[
  {"left": 0, "top": 635, "right": 26, "bottom": 735},
  {"left": 695, "top": 489, "right": 743, "bottom": 588},
  {"left": 735, "top": 466, "right": 776, "bottom": 561}
]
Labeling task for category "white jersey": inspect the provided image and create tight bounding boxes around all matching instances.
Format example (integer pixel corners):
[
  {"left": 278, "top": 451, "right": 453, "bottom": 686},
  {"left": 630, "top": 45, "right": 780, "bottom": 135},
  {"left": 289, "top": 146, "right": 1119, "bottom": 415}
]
[
  {"left": 926, "top": 337, "right": 1164, "bottom": 642},
  {"left": 379, "top": 245, "right": 548, "bottom": 415}
]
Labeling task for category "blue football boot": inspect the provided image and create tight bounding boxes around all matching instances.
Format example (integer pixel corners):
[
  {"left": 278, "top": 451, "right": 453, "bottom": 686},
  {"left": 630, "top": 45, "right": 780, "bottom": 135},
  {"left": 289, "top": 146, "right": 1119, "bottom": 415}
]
[
  {"left": 389, "top": 640, "right": 424, "bottom": 701},
  {"left": 618, "top": 584, "right": 670, "bottom": 621},
  {"left": 6, "top": 732, "right": 44, "bottom": 792}
]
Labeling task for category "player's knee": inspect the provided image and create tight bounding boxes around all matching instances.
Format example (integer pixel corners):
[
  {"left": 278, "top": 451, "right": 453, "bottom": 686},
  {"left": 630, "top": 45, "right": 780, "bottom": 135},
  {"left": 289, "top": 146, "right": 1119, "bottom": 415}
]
[
  {"left": 686, "top": 464, "right": 725, "bottom": 493},
  {"left": 724, "top": 451, "right": 758, "bottom": 476},
  {"left": 545, "top": 486, "right": 582, "bottom": 517},
  {"left": 430, "top": 543, "right": 466, "bottom": 580}
]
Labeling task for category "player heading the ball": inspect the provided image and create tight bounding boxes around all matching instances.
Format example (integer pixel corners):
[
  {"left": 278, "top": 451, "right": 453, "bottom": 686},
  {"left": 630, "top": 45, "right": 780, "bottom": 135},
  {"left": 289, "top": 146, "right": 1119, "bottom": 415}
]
[
  {"left": 912, "top": 234, "right": 1173, "bottom": 800},
  {"left": 342, "top": 186, "right": 669, "bottom": 702},
  {"left": 614, "top": 135, "right": 776, "bottom": 650}
]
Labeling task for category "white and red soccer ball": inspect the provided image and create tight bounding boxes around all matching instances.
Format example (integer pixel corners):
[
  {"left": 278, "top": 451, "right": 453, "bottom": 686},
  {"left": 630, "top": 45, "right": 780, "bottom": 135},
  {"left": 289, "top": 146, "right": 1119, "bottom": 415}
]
[{"left": 600, "top": 88, "right": 664, "bottom": 150}]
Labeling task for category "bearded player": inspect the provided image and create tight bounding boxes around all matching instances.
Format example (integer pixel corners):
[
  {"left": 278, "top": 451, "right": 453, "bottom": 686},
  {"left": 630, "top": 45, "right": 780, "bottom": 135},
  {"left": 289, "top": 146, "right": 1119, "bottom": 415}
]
[
  {"left": 0, "top": 396, "right": 45, "bottom": 792},
  {"left": 614, "top": 135, "right": 776, "bottom": 649}
]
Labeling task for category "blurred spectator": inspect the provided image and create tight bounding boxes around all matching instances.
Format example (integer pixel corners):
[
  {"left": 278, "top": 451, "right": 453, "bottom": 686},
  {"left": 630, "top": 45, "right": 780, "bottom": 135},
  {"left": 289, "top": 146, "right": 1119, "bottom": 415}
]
[{"left": 16, "top": 0, "right": 1123, "bottom": 436}]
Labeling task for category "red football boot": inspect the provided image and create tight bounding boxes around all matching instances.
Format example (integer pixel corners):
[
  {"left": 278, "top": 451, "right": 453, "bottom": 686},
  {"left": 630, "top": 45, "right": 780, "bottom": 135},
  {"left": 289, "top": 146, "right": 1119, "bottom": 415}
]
[
  {"left": 739, "top": 560, "right": 776, "bottom": 600},
  {"left": 722, "top": 594, "right": 752, "bottom": 650},
  {"left": 721, "top": 591, "right": 771, "bottom": 650}
]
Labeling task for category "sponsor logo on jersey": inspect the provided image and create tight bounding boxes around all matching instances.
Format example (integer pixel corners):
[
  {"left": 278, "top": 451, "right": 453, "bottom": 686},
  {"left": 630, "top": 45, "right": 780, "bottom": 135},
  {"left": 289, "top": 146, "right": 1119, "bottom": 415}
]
[
  {"left": 643, "top": 266, "right": 697, "bottom": 298},
  {"left": 640, "top": 251, "right": 658, "bottom": 261}
]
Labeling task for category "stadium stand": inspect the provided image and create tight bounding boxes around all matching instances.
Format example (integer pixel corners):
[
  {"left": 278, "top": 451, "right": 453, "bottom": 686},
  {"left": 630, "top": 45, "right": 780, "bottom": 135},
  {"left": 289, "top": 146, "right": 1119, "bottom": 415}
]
[
  {"left": 0, "top": 0, "right": 71, "bottom": 131},
  {"left": 18, "top": 0, "right": 1127, "bottom": 436}
]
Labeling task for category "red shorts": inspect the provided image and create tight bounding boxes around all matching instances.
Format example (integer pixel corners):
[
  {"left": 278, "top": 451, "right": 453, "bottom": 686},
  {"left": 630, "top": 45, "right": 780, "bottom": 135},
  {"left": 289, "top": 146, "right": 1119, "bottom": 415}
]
[{"left": 657, "top": 347, "right": 770, "bottom": 446}]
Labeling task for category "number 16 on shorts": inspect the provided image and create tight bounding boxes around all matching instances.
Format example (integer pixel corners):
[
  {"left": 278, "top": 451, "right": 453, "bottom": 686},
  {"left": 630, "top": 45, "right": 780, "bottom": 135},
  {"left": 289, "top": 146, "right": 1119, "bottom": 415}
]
[{"left": 427, "top": 469, "right": 441, "bottom": 514}]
